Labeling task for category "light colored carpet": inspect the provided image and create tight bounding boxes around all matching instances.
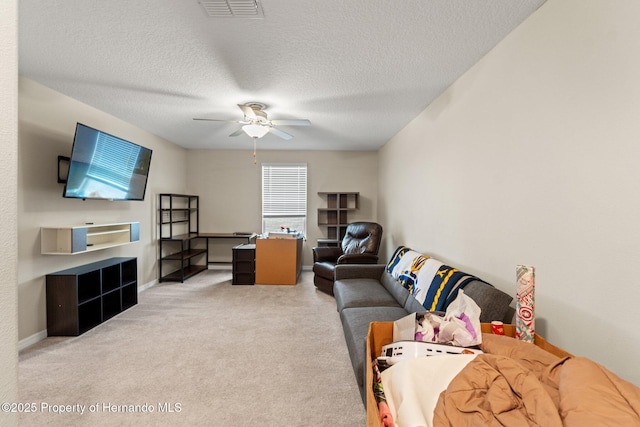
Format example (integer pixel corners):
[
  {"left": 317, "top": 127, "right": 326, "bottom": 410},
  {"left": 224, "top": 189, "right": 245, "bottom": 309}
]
[{"left": 18, "top": 270, "right": 366, "bottom": 426}]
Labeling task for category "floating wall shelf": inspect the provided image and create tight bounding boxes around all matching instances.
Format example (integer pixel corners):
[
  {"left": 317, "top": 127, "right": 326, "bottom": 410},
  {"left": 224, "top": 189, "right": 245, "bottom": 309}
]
[{"left": 41, "top": 222, "right": 140, "bottom": 255}]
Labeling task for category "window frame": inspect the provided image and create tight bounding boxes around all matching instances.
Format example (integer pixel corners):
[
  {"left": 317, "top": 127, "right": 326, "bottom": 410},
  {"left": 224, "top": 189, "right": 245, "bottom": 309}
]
[{"left": 261, "top": 163, "right": 308, "bottom": 236}]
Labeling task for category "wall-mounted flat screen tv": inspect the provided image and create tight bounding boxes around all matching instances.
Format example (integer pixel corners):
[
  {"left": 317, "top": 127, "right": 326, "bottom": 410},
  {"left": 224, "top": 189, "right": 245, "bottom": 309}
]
[{"left": 63, "top": 123, "right": 153, "bottom": 201}]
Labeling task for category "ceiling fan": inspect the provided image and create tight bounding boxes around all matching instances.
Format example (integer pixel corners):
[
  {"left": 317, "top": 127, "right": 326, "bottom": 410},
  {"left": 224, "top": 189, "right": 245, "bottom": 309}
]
[{"left": 193, "top": 102, "right": 311, "bottom": 141}]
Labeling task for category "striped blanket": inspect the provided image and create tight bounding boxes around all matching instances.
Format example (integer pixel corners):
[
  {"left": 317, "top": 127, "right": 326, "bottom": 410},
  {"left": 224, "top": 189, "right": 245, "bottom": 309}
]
[{"left": 386, "top": 246, "right": 488, "bottom": 312}]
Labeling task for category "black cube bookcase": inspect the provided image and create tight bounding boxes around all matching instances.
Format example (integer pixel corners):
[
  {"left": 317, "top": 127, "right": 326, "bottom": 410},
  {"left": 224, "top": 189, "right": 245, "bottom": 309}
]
[{"left": 46, "top": 257, "right": 138, "bottom": 336}]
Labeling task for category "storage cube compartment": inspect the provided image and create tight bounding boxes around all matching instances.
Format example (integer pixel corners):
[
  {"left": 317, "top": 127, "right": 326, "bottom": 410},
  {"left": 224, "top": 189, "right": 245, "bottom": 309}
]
[
  {"left": 339, "top": 210, "right": 348, "bottom": 225},
  {"left": 327, "top": 194, "right": 338, "bottom": 208},
  {"left": 102, "top": 264, "right": 121, "bottom": 292},
  {"left": 78, "top": 298, "right": 102, "bottom": 334},
  {"left": 121, "top": 283, "right": 138, "bottom": 310},
  {"left": 102, "top": 289, "right": 121, "bottom": 320},
  {"left": 327, "top": 210, "right": 339, "bottom": 225},
  {"left": 77, "top": 271, "right": 101, "bottom": 303},
  {"left": 40, "top": 227, "right": 83, "bottom": 253},
  {"left": 121, "top": 259, "right": 137, "bottom": 285},
  {"left": 317, "top": 210, "right": 327, "bottom": 225},
  {"left": 338, "top": 226, "right": 348, "bottom": 240},
  {"left": 339, "top": 193, "right": 359, "bottom": 209},
  {"left": 327, "top": 227, "right": 338, "bottom": 240},
  {"left": 339, "top": 193, "right": 348, "bottom": 208}
]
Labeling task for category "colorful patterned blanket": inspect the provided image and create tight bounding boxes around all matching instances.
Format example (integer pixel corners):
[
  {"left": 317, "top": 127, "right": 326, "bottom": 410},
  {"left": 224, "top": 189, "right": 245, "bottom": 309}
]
[{"left": 386, "top": 246, "right": 488, "bottom": 312}]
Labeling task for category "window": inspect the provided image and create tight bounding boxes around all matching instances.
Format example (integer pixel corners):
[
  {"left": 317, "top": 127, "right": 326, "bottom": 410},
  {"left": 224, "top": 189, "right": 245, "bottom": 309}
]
[{"left": 262, "top": 163, "right": 307, "bottom": 236}]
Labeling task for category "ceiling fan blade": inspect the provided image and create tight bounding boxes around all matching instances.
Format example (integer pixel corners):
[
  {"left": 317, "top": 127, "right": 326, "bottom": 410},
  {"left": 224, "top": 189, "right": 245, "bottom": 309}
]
[
  {"left": 229, "top": 128, "right": 244, "bottom": 137},
  {"left": 270, "top": 119, "right": 311, "bottom": 126},
  {"left": 269, "top": 127, "right": 293, "bottom": 140},
  {"left": 237, "top": 104, "right": 257, "bottom": 120}
]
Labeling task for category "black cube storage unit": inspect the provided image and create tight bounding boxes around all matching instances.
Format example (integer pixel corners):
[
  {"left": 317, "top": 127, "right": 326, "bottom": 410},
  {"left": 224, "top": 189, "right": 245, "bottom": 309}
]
[
  {"left": 46, "top": 257, "right": 138, "bottom": 336},
  {"left": 232, "top": 244, "right": 255, "bottom": 285}
]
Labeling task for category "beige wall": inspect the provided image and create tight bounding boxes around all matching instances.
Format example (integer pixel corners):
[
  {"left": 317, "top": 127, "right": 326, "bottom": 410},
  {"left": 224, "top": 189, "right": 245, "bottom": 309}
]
[
  {"left": 186, "top": 149, "right": 378, "bottom": 266},
  {"left": 18, "top": 77, "right": 188, "bottom": 342},
  {"left": 379, "top": 0, "right": 640, "bottom": 385},
  {"left": 0, "top": 0, "right": 18, "bottom": 424}
]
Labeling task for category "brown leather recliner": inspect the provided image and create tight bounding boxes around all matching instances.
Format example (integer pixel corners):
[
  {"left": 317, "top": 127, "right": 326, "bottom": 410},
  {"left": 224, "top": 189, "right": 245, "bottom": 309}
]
[{"left": 312, "top": 222, "right": 383, "bottom": 295}]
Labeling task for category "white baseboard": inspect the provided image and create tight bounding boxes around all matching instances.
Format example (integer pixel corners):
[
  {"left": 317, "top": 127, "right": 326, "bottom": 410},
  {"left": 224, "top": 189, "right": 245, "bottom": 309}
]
[
  {"left": 138, "top": 278, "right": 157, "bottom": 292},
  {"left": 19, "top": 330, "right": 47, "bottom": 352}
]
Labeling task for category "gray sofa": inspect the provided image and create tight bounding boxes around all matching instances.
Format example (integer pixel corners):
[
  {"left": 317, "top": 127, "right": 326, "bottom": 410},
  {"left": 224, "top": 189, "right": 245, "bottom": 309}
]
[{"left": 333, "top": 259, "right": 514, "bottom": 403}]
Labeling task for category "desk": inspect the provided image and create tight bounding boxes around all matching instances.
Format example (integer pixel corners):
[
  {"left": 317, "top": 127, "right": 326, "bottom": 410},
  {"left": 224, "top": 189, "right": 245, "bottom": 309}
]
[
  {"left": 255, "top": 237, "right": 303, "bottom": 285},
  {"left": 197, "top": 233, "right": 254, "bottom": 265}
]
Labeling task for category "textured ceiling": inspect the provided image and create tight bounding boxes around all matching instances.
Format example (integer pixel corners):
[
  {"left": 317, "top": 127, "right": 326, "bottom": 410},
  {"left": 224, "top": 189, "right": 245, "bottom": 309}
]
[{"left": 18, "top": 0, "right": 545, "bottom": 151}]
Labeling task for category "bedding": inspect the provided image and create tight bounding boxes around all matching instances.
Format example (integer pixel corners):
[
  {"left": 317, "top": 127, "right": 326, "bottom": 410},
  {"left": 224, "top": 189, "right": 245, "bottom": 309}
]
[
  {"left": 376, "top": 333, "right": 640, "bottom": 427},
  {"left": 380, "top": 354, "right": 478, "bottom": 427}
]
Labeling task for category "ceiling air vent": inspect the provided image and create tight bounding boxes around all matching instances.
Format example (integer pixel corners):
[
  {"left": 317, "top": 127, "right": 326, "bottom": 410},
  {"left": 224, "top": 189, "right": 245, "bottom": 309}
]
[{"left": 198, "top": 0, "right": 264, "bottom": 19}]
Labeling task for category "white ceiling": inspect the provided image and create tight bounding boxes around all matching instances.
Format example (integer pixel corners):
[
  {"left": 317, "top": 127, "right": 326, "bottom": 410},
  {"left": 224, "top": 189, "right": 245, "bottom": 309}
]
[{"left": 18, "top": 0, "right": 545, "bottom": 151}]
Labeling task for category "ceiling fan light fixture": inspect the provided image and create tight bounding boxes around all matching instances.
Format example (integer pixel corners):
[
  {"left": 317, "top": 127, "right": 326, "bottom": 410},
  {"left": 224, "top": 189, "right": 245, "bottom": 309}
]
[{"left": 242, "top": 124, "right": 269, "bottom": 139}]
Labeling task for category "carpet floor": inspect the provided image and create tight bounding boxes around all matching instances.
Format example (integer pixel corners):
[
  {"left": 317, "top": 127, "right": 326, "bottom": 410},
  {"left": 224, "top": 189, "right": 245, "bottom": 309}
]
[{"left": 18, "top": 270, "right": 366, "bottom": 426}]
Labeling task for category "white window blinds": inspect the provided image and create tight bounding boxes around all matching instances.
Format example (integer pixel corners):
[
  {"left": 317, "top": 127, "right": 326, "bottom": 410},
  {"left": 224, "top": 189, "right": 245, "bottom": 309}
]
[{"left": 262, "top": 163, "right": 307, "bottom": 234}]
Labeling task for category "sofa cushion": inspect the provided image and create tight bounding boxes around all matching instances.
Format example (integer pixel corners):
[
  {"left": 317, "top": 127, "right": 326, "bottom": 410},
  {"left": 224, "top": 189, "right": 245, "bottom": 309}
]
[
  {"left": 379, "top": 271, "right": 410, "bottom": 308},
  {"left": 334, "top": 264, "right": 386, "bottom": 281},
  {"left": 463, "top": 280, "right": 513, "bottom": 323},
  {"left": 334, "top": 278, "right": 401, "bottom": 312},
  {"left": 340, "top": 306, "right": 411, "bottom": 400},
  {"left": 404, "top": 293, "right": 428, "bottom": 313}
]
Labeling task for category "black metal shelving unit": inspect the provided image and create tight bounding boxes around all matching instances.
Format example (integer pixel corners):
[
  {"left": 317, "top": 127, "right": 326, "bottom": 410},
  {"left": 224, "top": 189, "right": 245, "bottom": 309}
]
[{"left": 158, "top": 194, "right": 207, "bottom": 282}]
